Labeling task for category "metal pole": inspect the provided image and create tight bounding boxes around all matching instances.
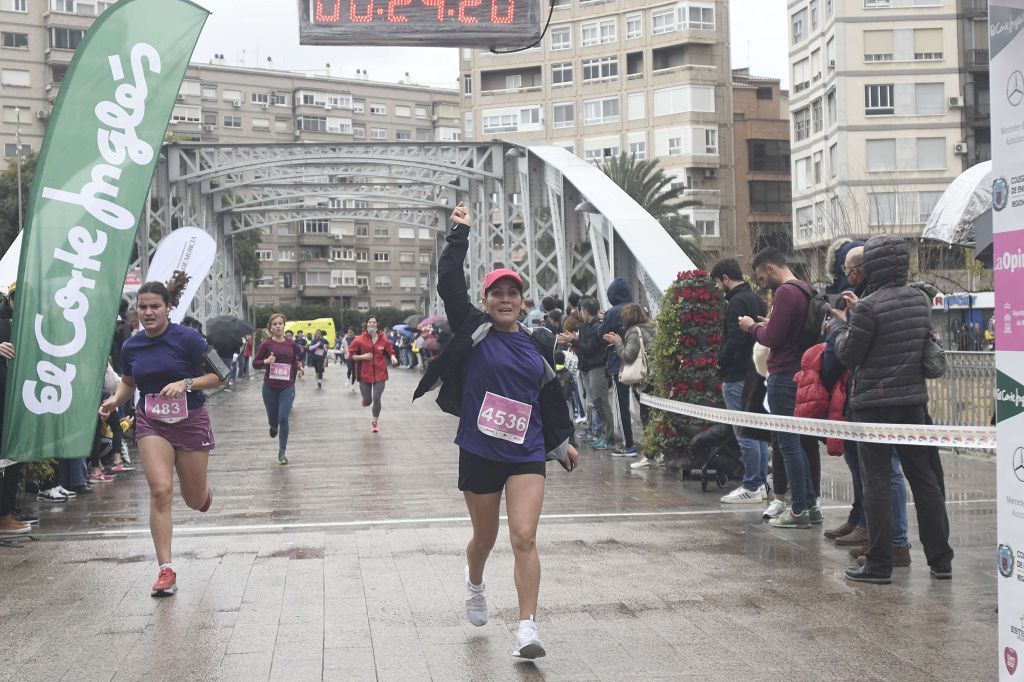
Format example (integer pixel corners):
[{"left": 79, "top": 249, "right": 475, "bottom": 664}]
[{"left": 14, "top": 107, "right": 24, "bottom": 232}]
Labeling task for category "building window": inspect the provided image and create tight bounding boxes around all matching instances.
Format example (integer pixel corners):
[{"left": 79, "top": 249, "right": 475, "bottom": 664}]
[
  {"left": 400, "top": 276, "right": 417, "bottom": 289},
  {"left": 864, "top": 30, "right": 893, "bottom": 62},
  {"left": 749, "top": 139, "right": 790, "bottom": 172},
  {"left": 793, "top": 57, "right": 810, "bottom": 92},
  {"left": 399, "top": 252, "right": 415, "bottom": 264},
  {"left": 223, "top": 115, "right": 242, "bottom": 128},
  {"left": 353, "top": 99, "right": 365, "bottom": 113},
  {"left": 553, "top": 102, "right": 574, "bottom": 129},
  {"left": 482, "top": 113, "right": 518, "bottom": 133},
  {"left": 584, "top": 145, "right": 619, "bottom": 163},
  {"left": 626, "top": 14, "right": 642, "bottom": 39},
  {"left": 581, "top": 22, "right": 598, "bottom": 46},
  {"left": 551, "top": 62, "right": 573, "bottom": 86},
  {"left": 395, "top": 130, "right": 411, "bottom": 140},
  {"left": 256, "top": 250, "right": 273, "bottom": 261},
  {"left": 826, "top": 89, "right": 837, "bottom": 126},
  {"left": 370, "top": 128, "right": 386, "bottom": 139},
  {"left": 171, "top": 105, "right": 200, "bottom": 124},
  {"left": 302, "top": 219, "right": 328, "bottom": 233},
  {"left": 3, "top": 0, "right": 28, "bottom": 11},
  {"left": 826, "top": 0, "right": 833, "bottom": 17},
  {"left": 809, "top": 0, "right": 819, "bottom": 30},
  {"left": 583, "top": 97, "right": 619, "bottom": 125},
  {"left": 48, "top": 27, "right": 85, "bottom": 49},
  {"left": 811, "top": 98, "right": 823, "bottom": 133},
  {"left": 505, "top": 74, "right": 522, "bottom": 89},
  {"left": 791, "top": 8, "right": 806, "bottom": 44},
  {"left": 695, "top": 219, "right": 717, "bottom": 237},
  {"left": 353, "top": 126, "right": 365, "bottom": 139},
  {"left": 582, "top": 56, "right": 618, "bottom": 82},
  {"left": 628, "top": 91, "right": 646, "bottom": 120},
  {"left": 868, "top": 192, "right": 896, "bottom": 226},
  {"left": 683, "top": 4, "right": 714, "bottom": 30},
  {"left": 419, "top": 252, "right": 431, "bottom": 263},
  {"left": 355, "top": 249, "right": 369, "bottom": 263},
  {"left": 913, "top": 28, "right": 942, "bottom": 60},
  {"left": 813, "top": 151, "right": 823, "bottom": 184},
  {"left": 298, "top": 115, "right": 327, "bottom": 132},
  {"left": 864, "top": 84, "right": 894, "bottom": 116},
  {"left": 273, "top": 93, "right": 288, "bottom": 105},
  {"left": 793, "top": 107, "right": 810, "bottom": 141},
  {"left": 1, "top": 32, "right": 28, "bottom": 48},
  {"left": 374, "top": 275, "right": 391, "bottom": 288},
  {"left": 256, "top": 277, "right": 274, "bottom": 288},
  {"left": 394, "top": 105, "right": 411, "bottom": 117},
  {"left": 251, "top": 92, "right": 269, "bottom": 105},
  {"left": 369, "top": 103, "right": 387, "bottom": 115},
  {"left": 356, "top": 223, "right": 370, "bottom": 237},
  {"left": 667, "top": 136, "right": 682, "bottom": 155},
  {"left": 866, "top": 139, "right": 896, "bottom": 171},
  {"left": 373, "top": 225, "right": 390, "bottom": 238},
  {"left": 704, "top": 129, "right": 718, "bottom": 154},
  {"left": 278, "top": 248, "right": 295, "bottom": 261},
  {"left": 599, "top": 19, "right": 616, "bottom": 43},
  {"left": 373, "top": 251, "right": 390, "bottom": 263},
  {"left": 749, "top": 181, "right": 791, "bottom": 214},
  {"left": 628, "top": 140, "right": 646, "bottom": 160},
  {"left": 551, "top": 25, "right": 570, "bottom": 50},
  {"left": 652, "top": 8, "right": 675, "bottom": 34},
  {"left": 756, "top": 87, "right": 772, "bottom": 100},
  {"left": 829, "top": 143, "right": 838, "bottom": 178}
]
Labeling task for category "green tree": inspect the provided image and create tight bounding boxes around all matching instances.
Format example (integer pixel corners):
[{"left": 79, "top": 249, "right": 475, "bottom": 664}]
[
  {"left": 599, "top": 152, "right": 708, "bottom": 268},
  {"left": 0, "top": 152, "right": 36, "bottom": 255},
  {"left": 233, "top": 229, "right": 262, "bottom": 285}
]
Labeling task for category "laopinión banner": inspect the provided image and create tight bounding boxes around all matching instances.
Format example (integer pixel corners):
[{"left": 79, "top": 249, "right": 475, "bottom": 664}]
[
  {"left": 990, "top": 0, "right": 1024, "bottom": 678},
  {"left": 1, "top": 0, "right": 209, "bottom": 462}
]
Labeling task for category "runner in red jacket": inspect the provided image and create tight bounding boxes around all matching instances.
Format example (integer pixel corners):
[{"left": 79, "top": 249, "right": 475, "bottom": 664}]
[{"left": 347, "top": 316, "right": 398, "bottom": 432}]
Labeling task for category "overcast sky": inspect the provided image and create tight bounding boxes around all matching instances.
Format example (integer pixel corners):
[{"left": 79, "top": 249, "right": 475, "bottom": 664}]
[{"left": 191, "top": 0, "right": 789, "bottom": 90}]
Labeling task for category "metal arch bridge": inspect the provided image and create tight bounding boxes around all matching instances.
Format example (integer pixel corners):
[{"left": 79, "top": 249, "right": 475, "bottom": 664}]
[{"left": 140, "top": 141, "right": 694, "bottom": 321}]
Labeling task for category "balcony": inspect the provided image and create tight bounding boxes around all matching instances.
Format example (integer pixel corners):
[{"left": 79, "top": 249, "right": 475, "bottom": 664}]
[
  {"left": 43, "top": 48, "right": 74, "bottom": 66},
  {"left": 962, "top": 0, "right": 987, "bottom": 18},
  {"left": 298, "top": 285, "right": 337, "bottom": 299},
  {"left": 298, "top": 231, "right": 335, "bottom": 247},
  {"left": 967, "top": 49, "right": 989, "bottom": 71}
]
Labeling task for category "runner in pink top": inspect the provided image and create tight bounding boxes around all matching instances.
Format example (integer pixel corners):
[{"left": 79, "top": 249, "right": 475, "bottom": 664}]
[{"left": 252, "top": 313, "right": 304, "bottom": 465}]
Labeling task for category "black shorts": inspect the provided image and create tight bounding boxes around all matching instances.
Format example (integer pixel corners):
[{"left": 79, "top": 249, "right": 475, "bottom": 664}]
[{"left": 458, "top": 449, "right": 546, "bottom": 494}]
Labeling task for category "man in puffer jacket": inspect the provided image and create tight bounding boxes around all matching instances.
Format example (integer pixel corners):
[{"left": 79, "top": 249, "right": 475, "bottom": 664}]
[{"left": 831, "top": 235, "right": 954, "bottom": 584}]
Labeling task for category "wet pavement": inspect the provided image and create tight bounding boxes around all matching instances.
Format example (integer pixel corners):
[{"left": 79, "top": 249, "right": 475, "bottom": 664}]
[{"left": 0, "top": 366, "right": 999, "bottom": 680}]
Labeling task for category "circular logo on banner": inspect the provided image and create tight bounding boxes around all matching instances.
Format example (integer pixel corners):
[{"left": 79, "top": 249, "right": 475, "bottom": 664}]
[
  {"left": 1015, "top": 447, "right": 1024, "bottom": 483},
  {"left": 995, "top": 178, "right": 1009, "bottom": 211},
  {"left": 1000, "top": 544, "right": 1016, "bottom": 578},
  {"left": 1010, "top": 71, "right": 1024, "bottom": 107}
]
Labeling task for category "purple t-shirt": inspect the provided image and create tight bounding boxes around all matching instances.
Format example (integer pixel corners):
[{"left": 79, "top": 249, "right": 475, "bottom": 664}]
[
  {"left": 456, "top": 329, "right": 547, "bottom": 463},
  {"left": 121, "top": 323, "right": 209, "bottom": 410}
]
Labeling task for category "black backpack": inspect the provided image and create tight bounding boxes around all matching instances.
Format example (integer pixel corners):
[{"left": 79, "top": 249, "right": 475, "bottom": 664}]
[{"left": 785, "top": 281, "right": 830, "bottom": 355}]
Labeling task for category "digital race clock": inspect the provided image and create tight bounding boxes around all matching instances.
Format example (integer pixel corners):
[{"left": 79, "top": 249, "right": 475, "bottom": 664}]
[{"left": 298, "top": 0, "right": 542, "bottom": 48}]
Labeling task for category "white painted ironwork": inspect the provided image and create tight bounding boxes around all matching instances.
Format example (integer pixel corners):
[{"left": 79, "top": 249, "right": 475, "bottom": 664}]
[{"left": 142, "top": 141, "right": 694, "bottom": 322}]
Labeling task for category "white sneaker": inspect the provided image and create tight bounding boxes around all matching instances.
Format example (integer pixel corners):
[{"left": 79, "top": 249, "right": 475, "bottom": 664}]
[
  {"left": 513, "top": 616, "right": 546, "bottom": 659},
  {"left": 720, "top": 485, "right": 765, "bottom": 504},
  {"left": 349, "top": 384, "right": 357, "bottom": 393},
  {"left": 464, "top": 566, "right": 488, "bottom": 626},
  {"left": 762, "top": 499, "right": 787, "bottom": 520},
  {"left": 574, "top": 415, "right": 587, "bottom": 424},
  {"left": 630, "top": 457, "right": 653, "bottom": 469},
  {"left": 36, "top": 487, "right": 68, "bottom": 503},
  {"left": 56, "top": 485, "right": 76, "bottom": 498}
]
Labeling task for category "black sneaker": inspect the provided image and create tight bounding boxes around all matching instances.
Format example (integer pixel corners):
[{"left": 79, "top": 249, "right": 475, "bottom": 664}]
[
  {"left": 845, "top": 565, "right": 892, "bottom": 584},
  {"left": 13, "top": 509, "right": 38, "bottom": 524},
  {"left": 270, "top": 426, "right": 278, "bottom": 438},
  {"left": 72, "top": 485, "right": 94, "bottom": 495},
  {"left": 929, "top": 564, "right": 952, "bottom": 580}
]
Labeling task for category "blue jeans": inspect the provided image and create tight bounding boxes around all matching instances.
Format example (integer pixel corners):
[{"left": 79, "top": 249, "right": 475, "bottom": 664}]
[
  {"left": 722, "top": 380, "right": 769, "bottom": 490},
  {"left": 766, "top": 372, "right": 816, "bottom": 514},
  {"left": 262, "top": 384, "right": 296, "bottom": 454},
  {"left": 570, "top": 386, "right": 583, "bottom": 418},
  {"left": 579, "top": 370, "right": 605, "bottom": 437},
  {"left": 844, "top": 441, "right": 908, "bottom": 547}
]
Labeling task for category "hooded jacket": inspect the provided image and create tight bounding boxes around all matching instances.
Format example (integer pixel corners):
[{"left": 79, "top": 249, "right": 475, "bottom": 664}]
[
  {"left": 717, "top": 281, "right": 766, "bottom": 382},
  {"left": 832, "top": 235, "right": 931, "bottom": 410},
  {"left": 413, "top": 223, "right": 574, "bottom": 465},
  {"left": 598, "top": 277, "right": 633, "bottom": 375}
]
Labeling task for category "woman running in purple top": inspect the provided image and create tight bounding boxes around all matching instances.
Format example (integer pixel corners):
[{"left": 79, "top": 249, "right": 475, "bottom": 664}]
[{"left": 100, "top": 273, "right": 225, "bottom": 598}]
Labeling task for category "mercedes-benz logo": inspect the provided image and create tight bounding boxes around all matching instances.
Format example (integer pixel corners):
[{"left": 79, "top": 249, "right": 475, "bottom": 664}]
[
  {"left": 1009, "top": 71, "right": 1024, "bottom": 107},
  {"left": 1015, "top": 447, "right": 1024, "bottom": 482}
]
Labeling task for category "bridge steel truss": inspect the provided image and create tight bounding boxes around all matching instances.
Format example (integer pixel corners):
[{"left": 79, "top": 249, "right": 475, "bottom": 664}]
[{"left": 142, "top": 141, "right": 692, "bottom": 321}]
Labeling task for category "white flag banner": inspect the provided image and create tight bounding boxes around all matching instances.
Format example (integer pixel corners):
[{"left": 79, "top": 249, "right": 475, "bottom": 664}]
[
  {"left": 146, "top": 226, "right": 216, "bottom": 323},
  {"left": 0, "top": 232, "right": 23, "bottom": 293}
]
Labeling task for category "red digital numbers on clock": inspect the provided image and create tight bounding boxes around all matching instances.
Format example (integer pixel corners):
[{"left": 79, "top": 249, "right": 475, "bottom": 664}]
[{"left": 313, "top": 0, "right": 513, "bottom": 24}]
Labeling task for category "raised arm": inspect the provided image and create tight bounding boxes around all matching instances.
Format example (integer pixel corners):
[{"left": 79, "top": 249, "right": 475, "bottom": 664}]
[{"left": 436, "top": 202, "right": 474, "bottom": 328}]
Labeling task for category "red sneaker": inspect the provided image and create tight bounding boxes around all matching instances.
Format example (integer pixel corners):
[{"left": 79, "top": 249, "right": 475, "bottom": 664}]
[
  {"left": 151, "top": 567, "right": 177, "bottom": 597},
  {"left": 371, "top": 422, "right": 379, "bottom": 433},
  {"left": 199, "top": 489, "right": 212, "bottom": 513}
]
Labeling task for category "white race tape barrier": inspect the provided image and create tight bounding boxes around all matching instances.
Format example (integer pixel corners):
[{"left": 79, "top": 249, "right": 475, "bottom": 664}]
[{"left": 638, "top": 394, "right": 996, "bottom": 450}]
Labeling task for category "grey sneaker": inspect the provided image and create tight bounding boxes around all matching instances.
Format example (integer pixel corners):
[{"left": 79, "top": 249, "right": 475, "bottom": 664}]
[
  {"left": 768, "top": 510, "right": 812, "bottom": 529},
  {"left": 464, "top": 566, "right": 488, "bottom": 626},
  {"left": 808, "top": 505, "right": 823, "bottom": 525},
  {"left": 762, "top": 499, "right": 787, "bottom": 520},
  {"left": 513, "top": 616, "right": 546, "bottom": 659}
]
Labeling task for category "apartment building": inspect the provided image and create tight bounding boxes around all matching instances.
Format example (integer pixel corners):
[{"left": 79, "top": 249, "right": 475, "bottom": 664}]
[
  {"left": 787, "top": 0, "right": 975, "bottom": 279},
  {"left": 732, "top": 69, "right": 792, "bottom": 271},
  {"left": 461, "top": 0, "right": 736, "bottom": 258},
  {"left": 0, "top": 0, "right": 461, "bottom": 312}
]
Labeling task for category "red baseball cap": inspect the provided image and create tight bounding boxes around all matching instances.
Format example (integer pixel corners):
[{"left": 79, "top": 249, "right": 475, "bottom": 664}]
[{"left": 482, "top": 268, "right": 523, "bottom": 296}]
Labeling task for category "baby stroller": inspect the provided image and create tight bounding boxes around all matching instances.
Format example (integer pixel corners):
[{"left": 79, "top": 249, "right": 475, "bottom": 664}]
[{"left": 687, "top": 423, "right": 744, "bottom": 492}]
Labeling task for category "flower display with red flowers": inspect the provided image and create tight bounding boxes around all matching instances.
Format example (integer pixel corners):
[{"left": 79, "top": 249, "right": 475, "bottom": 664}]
[{"left": 642, "top": 270, "right": 726, "bottom": 466}]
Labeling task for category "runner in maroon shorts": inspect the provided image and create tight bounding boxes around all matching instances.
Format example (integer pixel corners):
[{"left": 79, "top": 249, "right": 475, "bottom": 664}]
[{"left": 100, "top": 272, "right": 226, "bottom": 597}]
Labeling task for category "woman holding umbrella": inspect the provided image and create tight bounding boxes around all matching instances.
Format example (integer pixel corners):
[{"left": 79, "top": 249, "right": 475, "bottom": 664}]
[
  {"left": 348, "top": 316, "right": 398, "bottom": 432},
  {"left": 413, "top": 203, "right": 578, "bottom": 660}
]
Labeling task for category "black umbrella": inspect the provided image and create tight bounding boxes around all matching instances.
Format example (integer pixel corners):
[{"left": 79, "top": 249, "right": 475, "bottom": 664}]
[
  {"left": 404, "top": 314, "right": 425, "bottom": 327},
  {"left": 206, "top": 315, "right": 255, "bottom": 357}
]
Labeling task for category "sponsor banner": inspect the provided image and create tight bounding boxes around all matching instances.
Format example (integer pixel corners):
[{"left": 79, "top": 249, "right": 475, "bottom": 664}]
[
  {"left": 637, "top": 394, "right": 996, "bottom": 449},
  {"left": 991, "top": 1, "right": 1024, "bottom": 677},
  {"left": 145, "top": 226, "right": 217, "bottom": 324},
  {"left": 0, "top": 0, "right": 209, "bottom": 462}
]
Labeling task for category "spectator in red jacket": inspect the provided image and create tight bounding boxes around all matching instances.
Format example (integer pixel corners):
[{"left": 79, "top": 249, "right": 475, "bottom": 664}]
[{"left": 348, "top": 316, "right": 398, "bottom": 433}]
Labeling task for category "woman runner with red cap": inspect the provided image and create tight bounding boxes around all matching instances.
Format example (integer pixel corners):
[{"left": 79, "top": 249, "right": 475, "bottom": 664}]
[{"left": 414, "top": 202, "right": 578, "bottom": 660}]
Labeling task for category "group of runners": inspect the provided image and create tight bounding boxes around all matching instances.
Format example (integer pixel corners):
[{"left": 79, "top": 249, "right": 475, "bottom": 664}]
[{"left": 98, "top": 202, "right": 577, "bottom": 659}]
